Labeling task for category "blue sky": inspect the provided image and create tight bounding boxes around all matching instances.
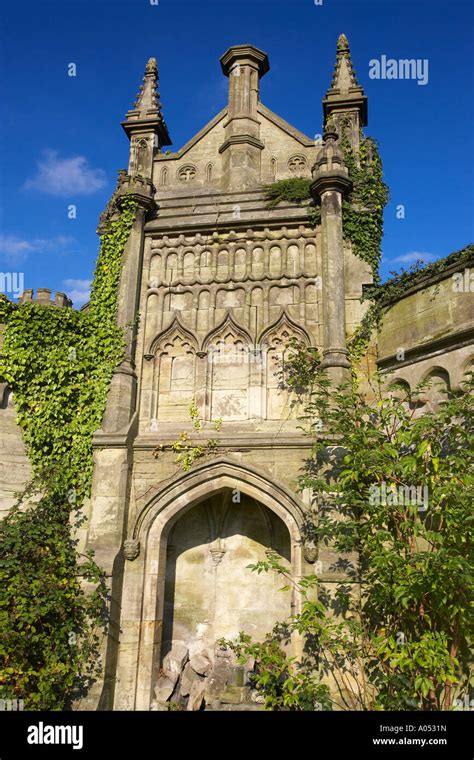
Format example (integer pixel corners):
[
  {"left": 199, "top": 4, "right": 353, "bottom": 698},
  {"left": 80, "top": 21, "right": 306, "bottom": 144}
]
[{"left": 1, "top": 0, "right": 473, "bottom": 306}]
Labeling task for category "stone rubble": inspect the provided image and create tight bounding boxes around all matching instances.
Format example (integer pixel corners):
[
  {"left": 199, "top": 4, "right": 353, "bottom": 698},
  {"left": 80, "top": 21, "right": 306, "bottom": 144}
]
[{"left": 151, "top": 643, "right": 261, "bottom": 711}]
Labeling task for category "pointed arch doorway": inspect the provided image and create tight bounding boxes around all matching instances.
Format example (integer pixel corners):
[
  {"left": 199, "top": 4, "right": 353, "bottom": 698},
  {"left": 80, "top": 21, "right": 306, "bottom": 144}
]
[
  {"left": 114, "top": 459, "right": 305, "bottom": 710},
  {"left": 161, "top": 489, "right": 292, "bottom": 661}
]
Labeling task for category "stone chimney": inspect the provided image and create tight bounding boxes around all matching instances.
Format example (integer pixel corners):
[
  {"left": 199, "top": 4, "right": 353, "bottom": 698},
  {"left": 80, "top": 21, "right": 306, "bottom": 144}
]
[{"left": 219, "top": 44, "right": 269, "bottom": 191}]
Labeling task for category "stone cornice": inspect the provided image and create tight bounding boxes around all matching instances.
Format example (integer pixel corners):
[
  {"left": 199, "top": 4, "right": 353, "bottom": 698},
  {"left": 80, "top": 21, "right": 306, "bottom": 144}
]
[
  {"left": 377, "top": 327, "right": 474, "bottom": 372},
  {"left": 310, "top": 172, "right": 352, "bottom": 198},
  {"left": 145, "top": 208, "right": 313, "bottom": 235},
  {"left": 133, "top": 433, "right": 312, "bottom": 451},
  {"left": 218, "top": 134, "right": 265, "bottom": 153}
]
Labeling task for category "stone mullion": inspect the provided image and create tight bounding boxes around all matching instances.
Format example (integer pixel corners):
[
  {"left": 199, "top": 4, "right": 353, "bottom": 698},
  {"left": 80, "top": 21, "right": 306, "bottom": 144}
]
[
  {"left": 229, "top": 244, "right": 236, "bottom": 279},
  {"left": 211, "top": 247, "right": 218, "bottom": 281},
  {"left": 151, "top": 354, "right": 162, "bottom": 425},
  {"left": 262, "top": 238, "right": 270, "bottom": 278},
  {"left": 209, "top": 285, "right": 217, "bottom": 329},
  {"left": 281, "top": 241, "right": 289, "bottom": 277},
  {"left": 177, "top": 250, "right": 184, "bottom": 281},
  {"left": 155, "top": 288, "right": 165, "bottom": 333},
  {"left": 299, "top": 282, "right": 305, "bottom": 321},
  {"left": 203, "top": 352, "right": 212, "bottom": 421},
  {"left": 245, "top": 242, "right": 251, "bottom": 279},
  {"left": 192, "top": 291, "right": 199, "bottom": 331},
  {"left": 263, "top": 283, "right": 270, "bottom": 327},
  {"left": 248, "top": 348, "right": 264, "bottom": 420},
  {"left": 139, "top": 355, "right": 155, "bottom": 431},
  {"left": 194, "top": 353, "right": 208, "bottom": 421},
  {"left": 244, "top": 287, "right": 252, "bottom": 334}
]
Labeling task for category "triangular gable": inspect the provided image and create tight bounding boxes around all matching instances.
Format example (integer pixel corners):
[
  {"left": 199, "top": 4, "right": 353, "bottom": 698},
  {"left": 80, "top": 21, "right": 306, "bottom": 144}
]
[
  {"left": 162, "top": 102, "right": 315, "bottom": 159},
  {"left": 257, "top": 103, "right": 315, "bottom": 147},
  {"left": 163, "top": 107, "right": 228, "bottom": 159}
]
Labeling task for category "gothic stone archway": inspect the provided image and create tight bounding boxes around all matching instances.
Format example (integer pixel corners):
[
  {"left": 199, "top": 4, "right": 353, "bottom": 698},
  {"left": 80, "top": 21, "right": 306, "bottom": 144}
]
[{"left": 113, "top": 459, "right": 305, "bottom": 710}]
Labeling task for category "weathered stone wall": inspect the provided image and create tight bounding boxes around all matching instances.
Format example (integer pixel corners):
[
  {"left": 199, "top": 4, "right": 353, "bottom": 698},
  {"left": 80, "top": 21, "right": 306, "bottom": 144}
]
[
  {"left": 162, "top": 494, "right": 291, "bottom": 656},
  {"left": 0, "top": 385, "right": 32, "bottom": 515},
  {"left": 0, "top": 324, "right": 32, "bottom": 515},
  {"left": 378, "top": 257, "right": 474, "bottom": 393}
]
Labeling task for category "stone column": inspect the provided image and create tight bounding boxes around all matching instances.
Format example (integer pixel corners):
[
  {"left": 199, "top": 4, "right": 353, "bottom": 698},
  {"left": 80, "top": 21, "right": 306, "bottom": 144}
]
[
  {"left": 101, "top": 176, "right": 156, "bottom": 434},
  {"left": 80, "top": 175, "right": 157, "bottom": 710},
  {"left": 310, "top": 123, "right": 352, "bottom": 386}
]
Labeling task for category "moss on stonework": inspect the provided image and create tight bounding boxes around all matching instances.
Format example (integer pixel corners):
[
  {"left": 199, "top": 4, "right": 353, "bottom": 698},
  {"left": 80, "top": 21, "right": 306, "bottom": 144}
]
[{"left": 262, "top": 124, "right": 389, "bottom": 279}]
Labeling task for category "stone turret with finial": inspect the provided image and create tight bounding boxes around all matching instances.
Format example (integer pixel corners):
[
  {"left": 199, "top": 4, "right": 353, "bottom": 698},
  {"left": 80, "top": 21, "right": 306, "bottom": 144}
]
[
  {"left": 323, "top": 33, "right": 368, "bottom": 152},
  {"left": 122, "top": 56, "right": 171, "bottom": 151}
]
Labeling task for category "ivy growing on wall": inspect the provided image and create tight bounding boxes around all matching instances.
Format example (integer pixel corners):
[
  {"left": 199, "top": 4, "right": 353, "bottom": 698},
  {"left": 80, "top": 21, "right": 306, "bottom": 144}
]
[
  {"left": 153, "top": 400, "right": 222, "bottom": 472},
  {"left": 347, "top": 243, "right": 474, "bottom": 369},
  {"left": 262, "top": 126, "right": 388, "bottom": 383},
  {"left": 339, "top": 126, "right": 389, "bottom": 278},
  {"left": 262, "top": 177, "right": 321, "bottom": 227},
  {"left": 0, "top": 196, "right": 137, "bottom": 709},
  {"left": 262, "top": 122, "right": 389, "bottom": 278}
]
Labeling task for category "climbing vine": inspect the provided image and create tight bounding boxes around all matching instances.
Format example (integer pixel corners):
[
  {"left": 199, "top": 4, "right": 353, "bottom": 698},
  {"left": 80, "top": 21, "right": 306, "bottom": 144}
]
[
  {"left": 366, "top": 243, "right": 474, "bottom": 306},
  {"left": 153, "top": 400, "right": 222, "bottom": 472},
  {"left": 262, "top": 127, "right": 388, "bottom": 383},
  {"left": 338, "top": 119, "right": 389, "bottom": 278},
  {"left": 262, "top": 176, "right": 321, "bottom": 227},
  {"left": 0, "top": 195, "right": 137, "bottom": 709},
  {"left": 262, "top": 121, "right": 389, "bottom": 277},
  {"left": 347, "top": 243, "right": 474, "bottom": 370}
]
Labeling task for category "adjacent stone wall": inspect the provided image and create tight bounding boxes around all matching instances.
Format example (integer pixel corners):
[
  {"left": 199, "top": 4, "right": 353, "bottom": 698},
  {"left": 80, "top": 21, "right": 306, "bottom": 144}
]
[
  {"left": 0, "top": 385, "right": 32, "bottom": 515},
  {"left": 378, "top": 258, "right": 474, "bottom": 393},
  {"left": 0, "top": 325, "right": 32, "bottom": 514}
]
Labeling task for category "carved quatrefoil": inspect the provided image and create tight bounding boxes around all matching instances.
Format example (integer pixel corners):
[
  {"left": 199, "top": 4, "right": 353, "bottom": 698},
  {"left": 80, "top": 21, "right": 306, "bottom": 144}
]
[
  {"left": 287, "top": 154, "right": 307, "bottom": 172},
  {"left": 177, "top": 164, "right": 197, "bottom": 182}
]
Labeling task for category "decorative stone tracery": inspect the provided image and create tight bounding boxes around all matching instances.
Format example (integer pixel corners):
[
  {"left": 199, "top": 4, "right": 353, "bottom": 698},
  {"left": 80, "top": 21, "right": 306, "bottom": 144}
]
[
  {"left": 177, "top": 164, "right": 197, "bottom": 182},
  {"left": 287, "top": 154, "right": 307, "bottom": 172}
]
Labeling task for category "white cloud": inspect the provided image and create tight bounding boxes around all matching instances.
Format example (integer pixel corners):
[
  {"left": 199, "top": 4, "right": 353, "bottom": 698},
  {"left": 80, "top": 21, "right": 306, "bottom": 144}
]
[
  {"left": 390, "top": 251, "right": 436, "bottom": 265},
  {"left": 24, "top": 150, "right": 106, "bottom": 196},
  {"left": 0, "top": 234, "right": 75, "bottom": 262},
  {"left": 63, "top": 278, "right": 92, "bottom": 307}
]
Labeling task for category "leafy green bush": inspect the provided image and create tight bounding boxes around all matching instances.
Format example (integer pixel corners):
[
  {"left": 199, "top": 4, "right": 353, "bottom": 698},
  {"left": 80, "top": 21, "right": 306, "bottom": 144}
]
[
  {"left": 0, "top": 196, "right": 137, "bottom": 709},
  {"left": 226, "top": 361, "right": 473, "bottom": 710}
]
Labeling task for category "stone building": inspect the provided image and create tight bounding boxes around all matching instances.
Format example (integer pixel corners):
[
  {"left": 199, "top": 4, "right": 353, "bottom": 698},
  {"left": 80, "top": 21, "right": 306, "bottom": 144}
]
[{"left": 0, "top": 35, "right": 472, "bottom": 710}]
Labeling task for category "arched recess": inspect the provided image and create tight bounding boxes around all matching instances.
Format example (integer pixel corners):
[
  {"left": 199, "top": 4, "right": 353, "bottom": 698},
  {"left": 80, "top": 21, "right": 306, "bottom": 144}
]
[
  {"left": 386, "top": 377, "right": 415, "bottom": 413},
  {"left": 257, "top": 310, "right": 311, "bottom": 348},
  {"left": 386, "top": 377, "right": 411, "bottom": 397},
  {"left": 270, "top": 156, "right": 277, "bottom": 179},
  {"left": 258, "top": 311, "right": 311, "bottom": 420},
  {"left": 202, "top": 312, "right": 254, "bottom": 421},
  {"left": 461, "top": 356, "right": 474, "bottom": 385},
  {"left": 149, "top": 314, "right": 198, "bottom": 357},
  {"left": 148, "top": 315, "right": 199, "bottom": 424},
  {"left": 421, "top": 366, "right": 451, "bottom": 412},
  {"left": 114, "top": 458, "right": 306, "bottom": 710}
]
